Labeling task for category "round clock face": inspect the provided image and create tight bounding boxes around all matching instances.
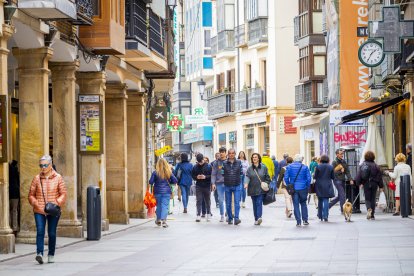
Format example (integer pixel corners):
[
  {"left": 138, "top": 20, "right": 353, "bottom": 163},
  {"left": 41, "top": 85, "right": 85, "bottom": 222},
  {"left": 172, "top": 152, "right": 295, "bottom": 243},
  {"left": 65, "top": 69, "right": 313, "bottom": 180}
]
[{"left": 358, "top": 40, "right": 385, "bottom": 67}]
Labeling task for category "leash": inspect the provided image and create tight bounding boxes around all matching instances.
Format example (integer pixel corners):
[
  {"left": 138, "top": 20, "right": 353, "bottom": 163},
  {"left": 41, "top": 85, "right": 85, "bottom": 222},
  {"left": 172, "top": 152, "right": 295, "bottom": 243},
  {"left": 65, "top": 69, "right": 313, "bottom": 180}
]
[{"left": 352, "top": 192, "right": 360, "bottom": 206}]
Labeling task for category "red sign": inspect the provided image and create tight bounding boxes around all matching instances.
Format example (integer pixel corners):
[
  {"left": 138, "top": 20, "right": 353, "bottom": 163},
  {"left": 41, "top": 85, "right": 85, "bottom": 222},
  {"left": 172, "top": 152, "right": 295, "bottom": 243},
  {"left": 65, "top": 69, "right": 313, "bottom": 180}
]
[
  {"left": 284, "top": 116, "right": 297, "bottom": 134},
  {"left": 167, "top": 114, "right": 184, "bottom": 132},
  {"left": 334, "top": 129, "right": 367, "bottom": 146}
]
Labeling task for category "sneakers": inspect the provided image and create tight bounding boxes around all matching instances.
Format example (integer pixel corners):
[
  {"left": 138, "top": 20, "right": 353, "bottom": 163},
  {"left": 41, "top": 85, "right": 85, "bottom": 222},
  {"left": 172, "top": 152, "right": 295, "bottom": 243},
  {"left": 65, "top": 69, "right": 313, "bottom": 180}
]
[
  {"left": 228, "top": 219, "right": 233, "bottom": 225},
  {"left": 242, "top": 202, "right": 246, "bottom": 208},
  {"left": 206, "top": 214, "right": 211, "bottom": 222},
  {"left": 367, "top": 209, "right": 372, "bottom": 220},
  {"left": 288, "top": 211, "right": 293, "bottom": 218},
  {"left": 35, "top": 253, "right": 43, "bottom": 264},
  {"left": 155, "top": 220, "right": 161, "bottom": 226},
  {"left": 296, "top": 222, "right": 301, "bottom": 227},
  {"left": 303, "top": 221, "right": 309, "bottom": 226},
  {"left": 48, "top": 255, "right": 55, "bottom": 263},
  {"left": 183, "top": 208, "right": 187, "bottom": 213},
  {"left": 393, "top": 212, "right": 400, "bottom": 216},
  {"left": 201, "top": 214, "right": 206, "bottom": 218},
  {"left": 234, "top": 218, "right": 241, "bottom": 225},
  {"left": 196, "top": 216, "right": 201, "bottom": 222},
  {"left": 254, "top": 221, "right": 259, "bottom": 225},
  {"left": 257, "top": 218, "right": 262, "bottom": 225},
  {"left": 220, "top": 215, "right": 225, "bottom": 222},
  {"left": 162, "top": 221, "right": 169, "bottom": 228},
  {"left": 371, "top": 215, "right": 375, "bottom": 220},
  {"left": 323, "top": 218, "right": 328, "bottom": 222}
]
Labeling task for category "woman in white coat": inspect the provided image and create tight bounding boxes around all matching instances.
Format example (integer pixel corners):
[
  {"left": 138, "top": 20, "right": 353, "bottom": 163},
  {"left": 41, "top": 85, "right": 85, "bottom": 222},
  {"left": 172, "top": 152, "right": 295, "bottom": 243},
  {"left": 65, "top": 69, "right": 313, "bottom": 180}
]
[{"left": 386, "top": 153, "right": 412, "bottom": 216}]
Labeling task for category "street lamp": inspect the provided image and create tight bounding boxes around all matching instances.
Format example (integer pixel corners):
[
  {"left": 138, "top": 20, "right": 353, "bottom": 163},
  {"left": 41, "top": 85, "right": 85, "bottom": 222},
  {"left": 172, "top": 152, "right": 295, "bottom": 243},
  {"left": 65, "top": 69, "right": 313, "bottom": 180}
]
[
  {"left": 198, "top": 78, "right": 206, "bottom": 100},
  {"left": 167, "top": 0, "right": 177, "bottom": 10}
]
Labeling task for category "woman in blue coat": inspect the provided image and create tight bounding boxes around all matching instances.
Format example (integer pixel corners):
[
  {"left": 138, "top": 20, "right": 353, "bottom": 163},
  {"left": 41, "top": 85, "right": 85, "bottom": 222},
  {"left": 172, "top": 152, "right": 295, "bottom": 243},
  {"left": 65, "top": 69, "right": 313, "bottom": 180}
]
[
  {"left": 313, "top": 155, "right": 335, "bottom": 222},
  {"left": 149, "top": 158, "right": 178, "bottom": 228},
  {"left": 174, "top": 153, "right": 193, "bottom": 213}
]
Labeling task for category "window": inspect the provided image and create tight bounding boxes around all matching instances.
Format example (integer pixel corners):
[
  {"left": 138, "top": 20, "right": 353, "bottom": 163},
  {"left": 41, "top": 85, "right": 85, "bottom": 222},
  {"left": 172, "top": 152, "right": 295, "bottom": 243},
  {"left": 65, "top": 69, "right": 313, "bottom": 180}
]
[
  {"left": 313, "top": 45, "right": 326, "bottom": 76},
  {"left": 246, "top": 64, "right": 252, "bottom": 88},
  {"left": 316, "top": 82, "right": 324, "bottom": 105},
  {"left": 299, "top": 0, "right": 309, "bottom": 14},
  {"left": 299, "top": 46, "right": 309, "bottom": 80},
  {"left": 204, "top": 30, "right": 211, "bottom": 47},
  {"left": 313, "top": 0, "right": 323, "bottom": 11},
  {"left": 92, "top": 0, "right": 100, "bottom": 16},
  {"left": 180, "top": 55, "right": 185, "bottom": 77},
  {"left": 245, "top": 0, "right": 267, "bottom": 21}
]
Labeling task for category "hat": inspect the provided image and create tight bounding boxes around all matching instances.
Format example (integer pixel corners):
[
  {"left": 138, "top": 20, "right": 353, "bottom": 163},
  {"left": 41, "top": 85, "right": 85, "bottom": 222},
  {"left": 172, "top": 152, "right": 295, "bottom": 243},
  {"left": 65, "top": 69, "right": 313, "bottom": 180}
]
[{"left": 196, "top": 153, "right": 204, "bottom": 163}]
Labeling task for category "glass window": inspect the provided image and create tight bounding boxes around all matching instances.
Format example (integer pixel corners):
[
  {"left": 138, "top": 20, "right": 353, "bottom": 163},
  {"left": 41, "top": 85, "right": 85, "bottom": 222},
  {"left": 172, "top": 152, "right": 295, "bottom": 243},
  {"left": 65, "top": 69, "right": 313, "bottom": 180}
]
[
  {"left": 244, "top": 128, "right": 254, "bottom": 149},
  {"left": 317, "top": 82, "right": 324, "bottom": 105},
  {"left": 204, "top": 30, "right": 211, "bottom": 47},
  {"left": 314, "top": 56, "right": 326, "bottom": 76}
]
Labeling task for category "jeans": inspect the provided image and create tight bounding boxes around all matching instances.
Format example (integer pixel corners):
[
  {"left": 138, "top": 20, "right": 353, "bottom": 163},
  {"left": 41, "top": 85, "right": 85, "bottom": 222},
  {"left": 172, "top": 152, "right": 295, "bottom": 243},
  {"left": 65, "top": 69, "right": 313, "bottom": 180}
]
[
  {"left": 155, "top": 193, "right": 170, "bottom": 221},
  {"left": 318, "top": 197, "right": 329, "bottom": 220},
  {"left": 214, "top": 189, "right": 219, "bottom": 206},
  {"left": 251, "top": 194, "right": 264, "bottom": 221},
  {"left": 225, "top": 185, "right": 241, "bottom": 220},
  {"left": 34, "top": 213, "right": 60, "bottom": 256},
  {"left": 240, "top": 175, "right": 247, "bottom": 202},
  {"left": 216, "top": 183, "right": 225, "bottom": 216},
  {"left": 363, "top": 185, "right": 378, "bottom": 215},
  {"left": 329, "top": 180, "right": 346, "bottom": 212},
  {"left": 196, "top": 186, "right": 211, "bottom": 216},
  {"left": 179, "top": 185, "right": 190, "bottom": 209},
  {"left": 293, "top": 188, "right": 308, "bottom": 224}
]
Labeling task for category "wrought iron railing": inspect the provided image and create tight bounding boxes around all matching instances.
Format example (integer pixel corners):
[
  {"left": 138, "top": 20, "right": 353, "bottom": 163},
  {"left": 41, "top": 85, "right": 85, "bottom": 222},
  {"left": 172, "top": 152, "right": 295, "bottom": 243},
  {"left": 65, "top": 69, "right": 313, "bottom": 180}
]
[
  {"left": 149, "top": 9, "right": 164, "bottom": 57},
  {"left": 207, "top": 92, "right": 234, "bottom": 119},
  {"left": 235, "top": 24, "right": 246, "bottom": 47},
  {"left": 74, "top": 0, "right": 93, "bottom": 25},
  {"left": 295, "top": 83, "right": 327, "bottom": 113},
  {"left": 126, "top": 0, "right": 148, "bottom": 46},
  {"left": 217, "top": 30, "right": 235, "bottom": 52},
  {"left": 248, "top": 18, "right": 268, "bottom": 46},
  {"left": 211, "top": 35, "right": 218, "bottom": 56},
  {"left": 234, "top": 88, "right": 266, "bottom": 112}
]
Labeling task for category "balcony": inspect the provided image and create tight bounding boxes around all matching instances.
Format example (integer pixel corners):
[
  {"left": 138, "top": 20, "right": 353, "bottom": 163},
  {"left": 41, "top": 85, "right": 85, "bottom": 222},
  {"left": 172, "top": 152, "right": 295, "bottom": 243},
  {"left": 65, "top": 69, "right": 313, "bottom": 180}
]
[
  {"left": 248, "top": 18, "right": 268, "bottom": 47},
  {"left": 126, "top": 0, "right": 148, "bottom": 47},
  {"left": 207, "top": 92, "right": 234, "bottom": 119},
  {"left": 234, "top": 88, "right": 267, "bottom": 112},
  {"left": 211, "top": 35, "right": 218, "bottom": 56},
  {"left": 149, "top": 9, "right": 165, "bottom": 57},
  {"left": 72, "top": 0, "right": 93, "bottom": 25},
  {"left": 295, "top": 82, "right": 328, "bottom": 114},
  {"left": 235, "top": 24, "right": 247, "bottom": 48},
  {"left": 18, "top": 0, "right": 77, "bottom": 20},
  {"left": 217, "top": 30, "right": 235, "bottom": 52},
  {"left": 393, "top": 42, "right": 414, "bottom": 74},
  {"left": 294, "top": 16, "right": 299, "bottom": 46}
]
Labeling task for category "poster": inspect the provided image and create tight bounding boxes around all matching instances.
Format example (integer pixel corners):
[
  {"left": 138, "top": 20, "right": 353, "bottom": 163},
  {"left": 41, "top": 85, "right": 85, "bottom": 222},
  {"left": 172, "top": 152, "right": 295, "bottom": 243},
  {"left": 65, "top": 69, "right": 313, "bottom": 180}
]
[{"left": 79, "top": 103, "right": 101, "bottom": 153}]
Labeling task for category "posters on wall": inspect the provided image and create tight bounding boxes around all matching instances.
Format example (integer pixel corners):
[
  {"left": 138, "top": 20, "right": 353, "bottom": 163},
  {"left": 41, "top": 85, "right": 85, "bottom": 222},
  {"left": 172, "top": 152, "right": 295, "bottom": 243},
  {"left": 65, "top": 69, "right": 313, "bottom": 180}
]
[{"left": 79, "top": 95, "right": 102, "bottom": 153}]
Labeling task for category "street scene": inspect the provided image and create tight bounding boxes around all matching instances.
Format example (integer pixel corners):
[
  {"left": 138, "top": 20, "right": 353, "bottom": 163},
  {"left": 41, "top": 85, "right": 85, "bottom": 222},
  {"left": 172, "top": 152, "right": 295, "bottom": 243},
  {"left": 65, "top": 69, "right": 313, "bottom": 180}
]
[{"left": 0, "top": 0, "right": 414, "bottom": 275}]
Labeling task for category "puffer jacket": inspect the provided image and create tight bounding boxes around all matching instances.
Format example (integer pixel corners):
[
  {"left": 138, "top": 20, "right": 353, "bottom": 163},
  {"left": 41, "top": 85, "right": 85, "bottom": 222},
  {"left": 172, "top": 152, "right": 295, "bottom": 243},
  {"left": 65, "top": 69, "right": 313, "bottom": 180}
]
[
  {"left": 149, "top": 171, "right": 178, "bottom": 194},
  {"left": 284, "top": 162, "right": 311, "bottom": 191},
  {"left": 262, "top": 156, "right": 275, "bottom": 179},
  {"left": 174, "top": 161, "right": 193, "bottom": 186},
  {"left": 245, "top": 164, "right": 271, "bottom": 196},
  {"left": 28, "top": 170, "right": 67, "bottom": 215},
  {"left": 223, "top": 159, "right": 243, "bottom": 186}
]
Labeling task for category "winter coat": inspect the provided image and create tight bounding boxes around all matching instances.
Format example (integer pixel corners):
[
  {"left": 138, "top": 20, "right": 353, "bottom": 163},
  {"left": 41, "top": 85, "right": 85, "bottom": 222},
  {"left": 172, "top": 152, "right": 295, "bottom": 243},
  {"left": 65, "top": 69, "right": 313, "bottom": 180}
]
[
  {"left": 273, "top": 159, "right": 280, "bottom": 179},
  {"left": 262, "top": 156, "right": 275, "bottom": 179},
  {"left": 149, "top": 171, "right": 178, "bottom": 194},
  {"left": 388, "top": 162, "right": 412, "bottom": 197},
  {"left": 309, "top": 161, "right": 318, "bottom": 175},
  {"left": 245, "top": 164, "right": 271, "bottom": 196},
  {"left": 28, "top": 170, "right": 67, "bottom": 215},
  {"left": 191, "top": 163, "right": 212, "bottom": 188},
  {"left": 222, "top": 159, "right": 243, "bottom": 186},
  {"left": 276, "top": 166, "right": 288, "bottom": 189},
  {"left": 332, "top": 157, "right": 352, "bottom": 181},
  {"left": 174, "top": 161, "right": 193, "bottom": 187},
  {"left": 284, "top": 162, "right": 311, "bottom": 191},
  {"left": 355, "top": 161, "right": 383, "bottom": 188},
  {"left": 314, "top": 163, "right": 335, "bottom": 198},
  {"left": 211, "top": 159, "right": 226, "bottom": 185}
]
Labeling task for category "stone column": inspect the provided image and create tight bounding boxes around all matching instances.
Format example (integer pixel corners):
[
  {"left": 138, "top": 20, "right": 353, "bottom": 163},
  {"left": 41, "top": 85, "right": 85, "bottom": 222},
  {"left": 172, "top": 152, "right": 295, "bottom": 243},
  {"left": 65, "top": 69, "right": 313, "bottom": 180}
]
[
  {"left": 50, "top": 61, "right": 82, "bottom": 237},
  {"left": 12, "top": 47, "right": 53, "bottom": 243},
  {"left": 105, "top": 83, "right": 129, "bottom": 224},
  {"left": 0, "top": 24, "right": 15, "bottom": 253},
  {"left": 127, "top": 91, "right": 147, "bottom": 218},
  {"left": 76, "top": 72, "right": 109, "bottom": 231}
]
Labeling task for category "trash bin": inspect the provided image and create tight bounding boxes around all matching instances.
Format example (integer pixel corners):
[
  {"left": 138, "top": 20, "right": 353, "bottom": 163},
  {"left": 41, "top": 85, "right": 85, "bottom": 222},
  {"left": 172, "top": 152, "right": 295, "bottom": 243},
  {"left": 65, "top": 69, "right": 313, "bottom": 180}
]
[
  {"left": 87, "top": 186, "right": 101, "bottom": 240},
  {"left": 400, "top": 175, "right": 412, "bottom": 218}
]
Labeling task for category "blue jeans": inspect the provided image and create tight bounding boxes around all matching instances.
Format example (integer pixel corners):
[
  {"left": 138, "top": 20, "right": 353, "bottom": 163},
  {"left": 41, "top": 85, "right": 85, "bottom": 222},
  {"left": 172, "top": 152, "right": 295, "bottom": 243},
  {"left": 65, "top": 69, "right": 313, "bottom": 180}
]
[
  {"left": 225, "top": 185, "right": 241, "bottom": 220},
  {"left": 318, "top": 197, "right": 329, "bottom": 220},
  {"left": 179, "top": 185, "right": 190, "bottom": 209},
  {"left": 216, "top": 183, "right": 225, "bottom": 216},
  {"left": 155, "top": 193, "right": 170, "bottom": 220},
  {"left": 240, "top": 175, "right": 247, "bottom": 202},
  {"left": 329, "top": 180, "right": 345, "bottom": 212},
  {"left": 293, "top": 188, "right": 309, "bottom": 224},
  {"left": 251, "top": 194, "right": 264, "bottom": 221},
  {"left": 34, "top": 213, "right": 60, "bottom": 256}
]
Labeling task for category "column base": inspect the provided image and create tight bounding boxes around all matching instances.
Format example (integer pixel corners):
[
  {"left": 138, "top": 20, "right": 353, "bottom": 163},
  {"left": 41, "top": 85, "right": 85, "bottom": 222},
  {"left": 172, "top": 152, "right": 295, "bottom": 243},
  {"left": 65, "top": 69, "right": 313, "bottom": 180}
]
[
  {"left": 57, "top": 219, "right": 84, "bottom": 238},
  {"left": 0, "top": 233, "right": 15, "bottom": 254},
  {"left": 16, "top": 230, "right": 37, "bottom": 244},
  {"left": 108, "top": 212, "right": 130, "bottom": 224},
  {"left": 102, "top": 219, "right": 109, "bottom": 231},
  {"left": 129, "top": 211, "right": 147, "bottom": 219}
]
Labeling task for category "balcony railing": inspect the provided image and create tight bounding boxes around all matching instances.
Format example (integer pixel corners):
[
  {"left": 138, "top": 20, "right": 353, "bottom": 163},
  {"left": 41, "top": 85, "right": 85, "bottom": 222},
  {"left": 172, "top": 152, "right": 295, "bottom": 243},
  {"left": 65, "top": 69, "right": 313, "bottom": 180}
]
[
  {"left": 211, "top": 35, "right": 218, "bottom": 56},
  {"left": 126, "top": 0, "right": 148, "bottom": 46},
  {"left": 294, "top": 16, "right": 299, "bottom": 46},
  {"left": 149, "top": 10, "right": 165, "bottom": 57},
  {"left": 295, "top": 83, "right": 328, "bottom": 113},
  {"left": 217, "top": 30, "right": 235, "bottom": 52},
  {"left": 73, "top": 0, "right": 93, "bottom": 25},
  {"left": 235, "top": 24, "right": 247, "bottom": 47},
  {"left": 393, "top": 42, "right": 414, "bottom": 74},
  {"left": 234, "top": 88, "right": 267, "bottom": 112},
  {"left": 207, "top": 92, "right": 234, "bottom": 119},
  {"left": 248, "top": 18, "right": 268, "bottom": 46}
]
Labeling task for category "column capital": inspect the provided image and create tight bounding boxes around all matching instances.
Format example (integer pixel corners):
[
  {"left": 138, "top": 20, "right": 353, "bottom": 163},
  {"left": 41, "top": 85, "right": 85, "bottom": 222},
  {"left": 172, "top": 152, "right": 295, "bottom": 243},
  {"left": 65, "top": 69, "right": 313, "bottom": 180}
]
[
  {"left": 106, "top": 82, "right": 128, "bottom": 99},
  {"left": 50, "top": 60, "right": 80, "bottom": 81},
  {"left": 1, "top": 24, "right": 14, "bottom": 41},
  {"left": 127, "top": 90, "right": 147, "bottom": 106},
  {"left": 76, "top": 71, "right": 106, "bottom": 96},
  {"left": 12, "top": 47, "right": 53, "bottom": 70}
]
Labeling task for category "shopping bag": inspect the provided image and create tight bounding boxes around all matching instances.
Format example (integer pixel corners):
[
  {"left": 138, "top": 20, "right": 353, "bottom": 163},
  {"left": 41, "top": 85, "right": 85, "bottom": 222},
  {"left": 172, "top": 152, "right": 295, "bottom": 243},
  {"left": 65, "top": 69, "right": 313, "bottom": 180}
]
[
  {"left": 378, "top": 191, "right": 387, "bottom": 210},
  {"left": 263, "top": 187, "right": 276, "bottom": 205},
  {"left": 147, "top": 206, "right": 156, "bottom": 218},
  {"left": 144, "top": 185, "right": 157, "bottom": 208}
]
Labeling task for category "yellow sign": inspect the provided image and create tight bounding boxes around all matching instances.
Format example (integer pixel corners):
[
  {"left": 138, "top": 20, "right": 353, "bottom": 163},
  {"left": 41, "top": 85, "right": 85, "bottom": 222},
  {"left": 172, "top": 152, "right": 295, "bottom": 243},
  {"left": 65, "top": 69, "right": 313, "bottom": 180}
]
[{"left": 155, "top": 145, "right": 173, "bottom": 157}]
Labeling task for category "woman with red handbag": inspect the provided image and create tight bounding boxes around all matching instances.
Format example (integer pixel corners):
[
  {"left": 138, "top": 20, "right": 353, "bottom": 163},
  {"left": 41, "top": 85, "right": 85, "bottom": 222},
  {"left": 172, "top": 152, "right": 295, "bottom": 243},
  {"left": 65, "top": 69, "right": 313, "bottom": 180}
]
[{"left": 386, "top": 153, "right": 412, "bottom": 216}]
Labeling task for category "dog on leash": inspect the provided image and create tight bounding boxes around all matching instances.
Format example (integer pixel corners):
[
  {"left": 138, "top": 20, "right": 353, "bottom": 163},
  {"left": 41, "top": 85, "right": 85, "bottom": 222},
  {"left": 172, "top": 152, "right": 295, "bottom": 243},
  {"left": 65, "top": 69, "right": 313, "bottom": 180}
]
[{"left": 343, "top": 199, "right": 353, "bottom": 222}]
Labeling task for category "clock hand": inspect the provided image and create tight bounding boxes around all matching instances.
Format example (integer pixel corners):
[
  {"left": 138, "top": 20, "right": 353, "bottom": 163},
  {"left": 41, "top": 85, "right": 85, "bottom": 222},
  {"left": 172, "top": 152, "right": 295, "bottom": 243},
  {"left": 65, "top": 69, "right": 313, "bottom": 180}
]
[{"left": 368, "top": 49, "right": 378, "bottom": 62}]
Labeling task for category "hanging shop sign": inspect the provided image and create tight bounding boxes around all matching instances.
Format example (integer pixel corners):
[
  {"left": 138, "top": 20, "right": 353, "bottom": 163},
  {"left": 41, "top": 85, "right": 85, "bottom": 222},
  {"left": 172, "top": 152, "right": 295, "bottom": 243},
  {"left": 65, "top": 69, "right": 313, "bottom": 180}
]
[
  {"left": 150, "top": 107, "right": 168, "bottom": 123},
  {"left": 0, "top": 95, "right": 8, "bottom": 162},
  {"left": 155, "top": 145, "right": 173, "bottom": 157},
  {"left": 185, "top": 107, "right": 209, "bottom": 124},
  {"left": 78, "top": 95, "right": 103, "bottom": 154},
  {"left": 167, "top": 114, "right": 184, "bottom": 132}
]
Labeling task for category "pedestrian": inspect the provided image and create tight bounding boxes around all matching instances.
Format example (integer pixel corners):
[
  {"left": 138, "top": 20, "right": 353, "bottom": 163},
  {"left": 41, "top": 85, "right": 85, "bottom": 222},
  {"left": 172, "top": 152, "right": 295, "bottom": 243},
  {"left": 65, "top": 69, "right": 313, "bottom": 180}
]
[
  {"left": 386, "top": 153, "right": 412, "bottom": 216},
  {"left": 211, "top": 148, "right": 227, "bottom": 222},
  {"left": 279, "top": 153, "right": 289, "bottom": 172},
  {"left": 244, "top": 153, "right": 271, "bottom": 225},
  {"left": 309, "top": 157, "right": 318, "bottom": 175},
  {"left": 276, "top": 156, "right": 294, "bottom": 218},
  {"left": 192, "top": 154, "right": 212, "bottom": 222},
  {"left": 9, "top": 160, "right": 20, "bottom": 234},
  {"left": 329, "top": 149, "right": 354, "bottom": 212},
  {"left": 261, "top": 152, "right": 275, "bottom": 180},
  {"left": 211, "top": 152, "right": 220, "bottom": 208},
  {"left": 355, "top": 151, "right": 384, "bottom": 220},
  {"left": 28, "top": 155, "right": 67, "bottom": 264},
  {"left": 284, "top": 154, "right": 311, "bottom": 227},
  {"left": 308, "top": 156, "right": 319, "bottom": 208},
  {"left": 238, "top": 151, "right": 249, "bottom": 208},
  {"left": 406, "top": 143, "right": 412, "bottom": 170},
  {"left": 271, "top": 155, "right": 280, "bottom": 183},
  {"left": 149, "top": 158, "right": 178, "bottom": 227},
  {"left": 201, "top": 156, "right": 211, "bottom": 217},
  {"left": 174, "top": 153, "right": 193, "bottom": 213},
  {"left": 313, "top": 155, "right": 335, "bottom": 222}
]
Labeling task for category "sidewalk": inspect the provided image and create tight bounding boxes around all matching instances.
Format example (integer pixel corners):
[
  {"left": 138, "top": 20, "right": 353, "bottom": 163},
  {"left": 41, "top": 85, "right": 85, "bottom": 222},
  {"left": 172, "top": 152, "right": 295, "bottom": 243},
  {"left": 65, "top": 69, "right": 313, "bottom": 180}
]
[{"left": 0, "top": 218, "right": 152, "bottom": 263}]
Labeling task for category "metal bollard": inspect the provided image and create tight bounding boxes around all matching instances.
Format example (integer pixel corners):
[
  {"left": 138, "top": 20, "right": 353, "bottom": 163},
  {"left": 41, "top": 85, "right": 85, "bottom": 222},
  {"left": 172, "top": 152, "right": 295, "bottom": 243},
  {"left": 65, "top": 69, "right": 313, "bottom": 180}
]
[
  {"left": 87, "top": 186, "right": 102, "bottom": 240},
  {"left": 400, "top": 175, "right": 412, "bottom": 218}
]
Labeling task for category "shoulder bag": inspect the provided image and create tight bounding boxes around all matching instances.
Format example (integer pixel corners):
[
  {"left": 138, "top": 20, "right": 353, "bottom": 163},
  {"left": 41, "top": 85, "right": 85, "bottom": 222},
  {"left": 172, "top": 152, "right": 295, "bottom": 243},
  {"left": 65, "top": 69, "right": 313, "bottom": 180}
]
[
  {"left": 40, "top": 178, "right": 61, "bottom": 217},
  {"left": 287, "top": 164, "right": 303, "bottom": 196},
  {"left": 254, "top": 167, "right": 269, "bottom": 192}
]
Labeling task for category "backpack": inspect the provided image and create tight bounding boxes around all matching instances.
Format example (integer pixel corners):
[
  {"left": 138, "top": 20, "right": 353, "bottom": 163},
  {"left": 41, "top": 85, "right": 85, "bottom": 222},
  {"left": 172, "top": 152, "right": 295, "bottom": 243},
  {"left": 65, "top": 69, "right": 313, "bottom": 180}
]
[{"left": 360, "top": 162, "right": 371, "bottom": 183}]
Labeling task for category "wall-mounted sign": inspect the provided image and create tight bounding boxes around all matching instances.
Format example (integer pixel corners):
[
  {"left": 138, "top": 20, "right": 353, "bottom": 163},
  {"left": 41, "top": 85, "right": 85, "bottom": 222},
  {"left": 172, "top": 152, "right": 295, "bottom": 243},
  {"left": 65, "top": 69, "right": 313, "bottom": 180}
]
[
  {"left": 329, "top": 110, "right": 364, "bottom": 126},
  {"left": 167, "top": 114, "right": 184, "bottom": 132},
  {"left": 78, "top": 95, "right": 103, "bottom": 154},
  {"left": 155, "top": 145, "right": 173, "bottom": 157},
  {"left": 304, "top": 129, "right": 315, "bottom": 141},
  {"left": 150, "top": 107, "right": 168, "bottom": 123},
  {"left": 279, "top": 116, "right": 297, "bottom": 134},
  {"left": 229, "top": 131, "right": 237, "bottom": 142},
  {"left": 0, "top": 95, "right": 8, "bottom": 162}
]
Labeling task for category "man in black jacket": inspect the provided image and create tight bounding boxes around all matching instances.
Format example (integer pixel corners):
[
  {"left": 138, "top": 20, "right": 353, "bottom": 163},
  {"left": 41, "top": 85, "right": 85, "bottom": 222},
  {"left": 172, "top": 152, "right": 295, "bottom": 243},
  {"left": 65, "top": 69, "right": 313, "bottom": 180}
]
[
  {"left": 222, "top": 149, "right": 243, "bottom": 225},
  {"left": 192, "top": 153, "right": 212, "bottom": 222},
  {"left": 407, "top": 143, "right": 412, "bottom": 171}
]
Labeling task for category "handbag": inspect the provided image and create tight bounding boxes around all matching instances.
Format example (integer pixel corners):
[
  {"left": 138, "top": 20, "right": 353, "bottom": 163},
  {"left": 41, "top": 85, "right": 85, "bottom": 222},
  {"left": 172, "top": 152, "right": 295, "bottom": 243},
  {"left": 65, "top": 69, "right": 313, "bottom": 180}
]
[
  {"left": 287, "top": 164, "right": 303, "bottom": 196},
  {"left": 263, "top": 186, "right": 276, "bottom": 205},
  {"left": 253, "top": 167, "right": 269, "bottom": 192},
  {"left": 40, "top": 179, "right": 61, "bottom": 217},
  {"left": 387, "top": 181, "right": 396, "bottom": 191}
]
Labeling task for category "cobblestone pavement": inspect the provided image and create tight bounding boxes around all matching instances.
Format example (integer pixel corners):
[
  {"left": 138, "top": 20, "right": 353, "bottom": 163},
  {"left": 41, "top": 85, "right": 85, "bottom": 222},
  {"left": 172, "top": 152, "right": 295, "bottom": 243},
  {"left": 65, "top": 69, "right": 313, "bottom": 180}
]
[{"left": 1, "top": 194, "right": 414, "bottom": 276}]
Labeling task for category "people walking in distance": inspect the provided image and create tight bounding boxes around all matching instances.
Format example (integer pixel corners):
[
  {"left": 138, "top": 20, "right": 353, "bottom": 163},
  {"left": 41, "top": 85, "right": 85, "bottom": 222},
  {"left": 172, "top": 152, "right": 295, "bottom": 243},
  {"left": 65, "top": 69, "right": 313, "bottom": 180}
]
[
  {"left": 149, "top": 158, "right": 178, "bottom": 228},
  {"left": 310, "top": 157, "right": 318, "bottom": 175},
  {"left": 277, "top": 157, "right": 294, "bottom": 218},
  {"left": 28, "top": 155, "right": 67, "bottom": 264},
  {"left": 211, "top": 152, "right": 220, "bottom": 208},
  {"left": 278, "top": 153, "right": 289, "bottom": 178},
  {"left": 271, "top": 155, "right": 280, "bottom": 183},
  {"left": 192, "top": 154, "right": 212, "bottom": 222},
  {"left": 211, "top": 148, "right": 227, "bottom": 222},
  {"left": 244, "top": 153, "right": 271, "bottom": 225},
  {"left": 308, "top": 156, "right": 319, "bottom": 208},
  {"left": 386, "top": 153, "right": 412, "bottom": 216},
  {"left": 329, "top": 149, "right": 354, "bottom": 212},
  {"left": 262, "top": 152, "right": 275, "bottom": 180},
  {"left": 201, "top": 156, "right": 211, "bottom": 217},
  {"left": 174, "top": 153, "right": 193, "bottom": 213},
  {"left": 238, "top": 151, "right": 249, "bottom": 208},
  {"left": 406, "top": 143, "right": 412, "bottom": 170},
  {"left": 9, "top": 160, "right": 20, "bottom": 234},
  {"left": 313, "top": 155, "right": 335, "bottom": 222},
  {"left": 284, "top": 154, "right": 311, "bottom": 227}
]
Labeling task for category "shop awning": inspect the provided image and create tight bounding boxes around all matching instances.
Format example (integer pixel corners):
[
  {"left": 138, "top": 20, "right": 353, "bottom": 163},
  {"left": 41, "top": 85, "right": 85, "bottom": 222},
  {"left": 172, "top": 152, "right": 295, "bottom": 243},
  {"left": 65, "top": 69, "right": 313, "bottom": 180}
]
[{"left": 340, "top": 95, "right": 407, "bottom": 125}]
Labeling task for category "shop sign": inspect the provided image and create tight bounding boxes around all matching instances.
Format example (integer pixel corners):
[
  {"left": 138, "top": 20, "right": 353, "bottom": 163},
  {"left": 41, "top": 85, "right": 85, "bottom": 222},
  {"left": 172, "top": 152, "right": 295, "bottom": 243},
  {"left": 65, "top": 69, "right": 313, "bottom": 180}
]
[
  {"left": 304, "top": 129, "right": 315, "bottom": 141},
  {"left": 150, "top": 107, "right": 168, "bottom": 123},
  {"left": 78, "top": 95, "right": 103, "bottom": 154},
  {"left": 167, "top": 114, "right": 184, "bottom": 132},
  {"left": 279, "top": 116, "right": 297, "bottom": 134},
  {"left": 155, "top": 145, "right": 173, "bottom": 157},
  {"left": 229, "top": 131, "right": 237, "bottom": 142},
  {"left": 329, "top": 110, "right": 364, "bottom": 126},
  {"left": 185, "top": 107, "right": 209, "bottom": 124}
]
